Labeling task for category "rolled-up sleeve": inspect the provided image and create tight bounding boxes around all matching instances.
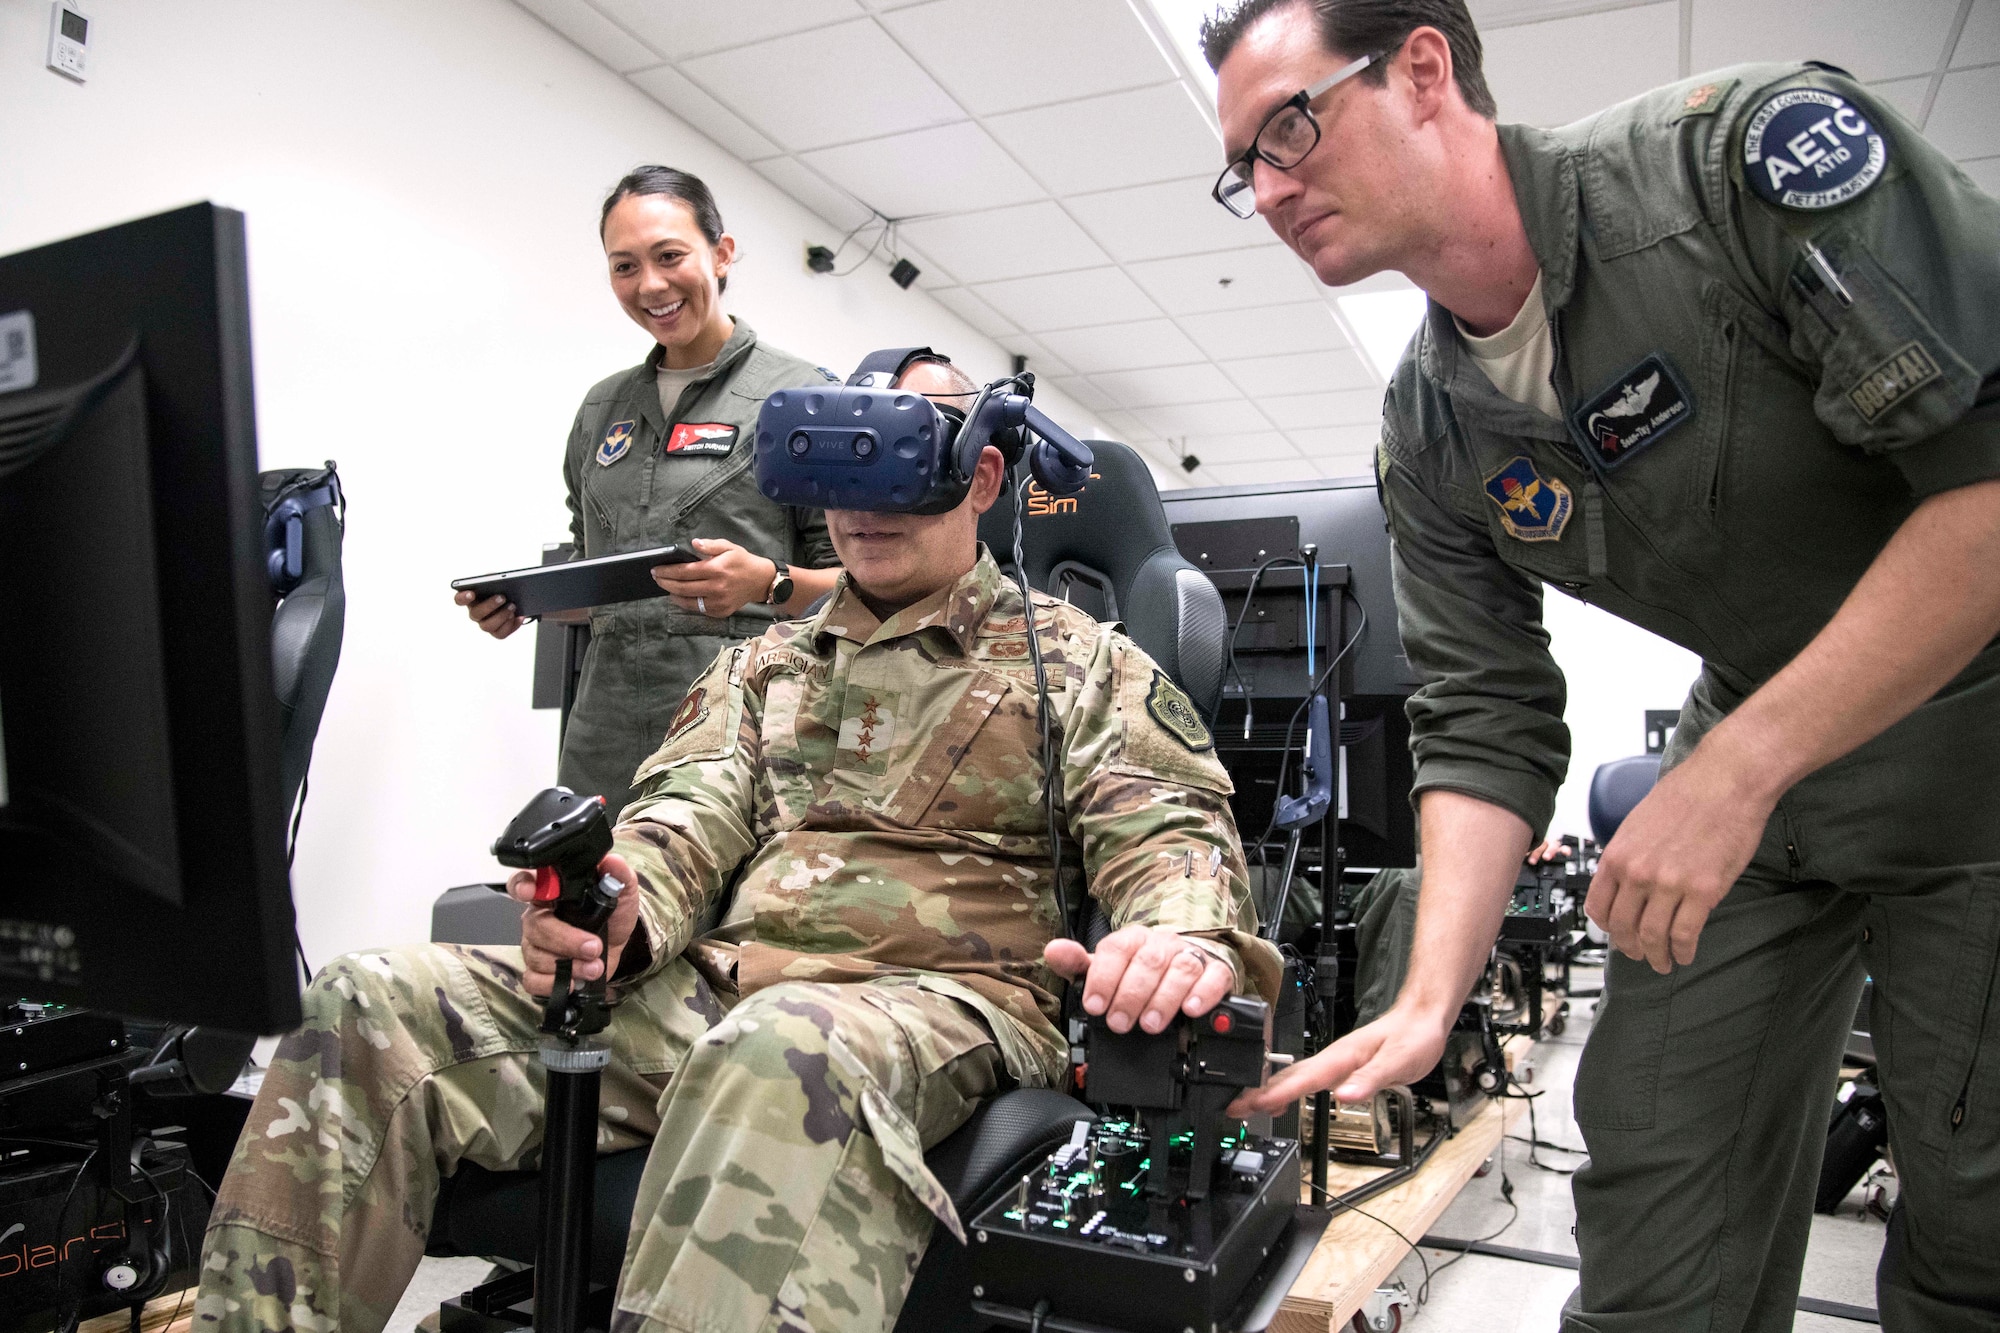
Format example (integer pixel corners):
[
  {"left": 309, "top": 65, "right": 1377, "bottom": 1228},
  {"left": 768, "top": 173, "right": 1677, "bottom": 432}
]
[{"left": 1378, "top": 434, "right": 1570, "bottom": 838}]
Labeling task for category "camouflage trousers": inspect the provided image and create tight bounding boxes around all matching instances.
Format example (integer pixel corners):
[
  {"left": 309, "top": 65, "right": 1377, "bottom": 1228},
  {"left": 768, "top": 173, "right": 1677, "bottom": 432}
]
[{"left": 195, "top": 943, "right": 1005, "bottom": 1333}]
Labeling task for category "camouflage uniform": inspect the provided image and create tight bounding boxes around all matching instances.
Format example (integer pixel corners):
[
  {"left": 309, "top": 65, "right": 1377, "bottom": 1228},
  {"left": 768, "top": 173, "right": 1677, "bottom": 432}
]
[{"left": 198, "top": 549, "right": 1280, "bottom": 1333}]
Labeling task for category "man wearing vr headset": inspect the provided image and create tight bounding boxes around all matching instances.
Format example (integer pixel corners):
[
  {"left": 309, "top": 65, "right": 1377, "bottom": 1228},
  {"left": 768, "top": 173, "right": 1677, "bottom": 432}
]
[{"left": 196, "top": 351, "right": 1280, "bottom": 1333}]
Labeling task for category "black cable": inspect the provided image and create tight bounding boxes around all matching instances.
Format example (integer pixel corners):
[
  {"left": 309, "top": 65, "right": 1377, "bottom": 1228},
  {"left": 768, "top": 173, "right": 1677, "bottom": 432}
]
[
  {"left": 1305, "top": 1178, "right": 1434, "bottom": 1299},
  {"left": 1222, "top": 556, "right": 1307, "bottom": 738},
  {"left": 1249, "top": 594, "right": 1368, "bottom": 864},
  {"left": 1415, "top": 1113, "right": 1519, "bottom": 1305},
  {"left": 1010, "top": 470, "right": 1072, "bottom": 940}
]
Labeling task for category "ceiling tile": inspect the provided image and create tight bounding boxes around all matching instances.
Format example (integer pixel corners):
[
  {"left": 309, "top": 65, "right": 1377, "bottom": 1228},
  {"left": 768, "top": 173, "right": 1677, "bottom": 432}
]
[
  {"left": 803, "top": 123, "right": 1046, "bottom": 217},
  {"left": 1097, "top": 408, "right": 1161, "bottom": 441},
  {"left": 1955, "top": 0, "right": 2000, "bottom": 67},
  {"left": 987, "top": 84, "right": 1221, "bottom": 196},
  {"left": 1313, "top": 454, "right": 1376, "bottom": 482},
  {"left": 1864, "top": 74, "right": 1931, "bottom": 123},
  {"left": 1469, "top": 0, "right": 1665, "bottom": 27},
  {"left": 1092, "top": 363, "right": 1241, "bottom": 406},
  {"left": 1221, "top": 348, "right": 1377, "bottom": 397},
  {"left": 1926, "top": 66, "right": 2000, "bottom": 160},
  {"left": 1066, "top": 177, "right": 1282, "bottom": 263},
  {"left": 972, "top": 267, "right": 1161, "bottom": 331},
  {"left": 1037, "top": 319, "right": 1204, "bottom": 374},
  {"left": 885, "top": 235, "right": 957, "bottom": 288},
  {"left": 1287, "top": 423, "right": 1382, "bottom": 456},
  {"left": 681, "top": 21, "right": 961, "bottom": 152},
  {"left": 1180, "top": 301, "right": 1346, "bottom": 359},
  {"left": 1000, "top": 333, "right": 1078, "bottom": 378},
  {"left": 1690, "top": 0, "right": 1959, "bottom": 84},
  {"left": 513, "top": 0, "right": 661, "bottom": 71},
  {"left": 627, "top": 65, "right": 782, "bottom": 160},
  {"left": 1048, "top": 376, "right": 1116, "bottom": 412},
  {"left": 1125, "top": 245, "right": 1325, "bottom": 316},
  {"left": 588, "top": 0, "right": 863, "bottom": 59},
  {"left": 882, "top": 0, "right": 1175, "bottom": 115},
  {"left": 1172, "top": 431, "right": 1302, "bottom": 464},
  {"left": 894, "top": 202, "right": 1111, "bottom": 284},
  {"left": 1135, "top": 399, "right": 1277, "bottom": 436},
  {"left": 1960, "top": 155, "right": 2000, "bottom": 196},
  {"left": 928, "top": 285, "right": 1022, "bottom": 340},
  {"left": 751, "top": 156, "right": 876, "bottom": 232},
  {"left": 1259, "top": 388, "right": 1384, "bottom": 429},
  {"left": 1482, "top": 4, "right": 1680, "bottom": 128},
  {"left": 1203, "top": 459, "right": 1321, "bottom": 486}
]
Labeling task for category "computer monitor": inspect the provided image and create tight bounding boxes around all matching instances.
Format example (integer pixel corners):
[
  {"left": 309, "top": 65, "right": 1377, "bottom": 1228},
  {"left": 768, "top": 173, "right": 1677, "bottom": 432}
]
[
  {"left": 1162, "top": 476, "right": 1418, "bottom": 868},
  {"left": 0, "top": 203, "right": 302, "bottom": 1033}
]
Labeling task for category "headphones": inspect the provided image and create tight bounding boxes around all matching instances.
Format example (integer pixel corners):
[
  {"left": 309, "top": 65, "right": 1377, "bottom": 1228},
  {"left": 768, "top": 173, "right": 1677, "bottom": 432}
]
[
  {"left": 754, "top": 348, "right": 1092, "bottom": 515},
  {"left": 261, "top": 460, "right": 344, "bottom": 597}
]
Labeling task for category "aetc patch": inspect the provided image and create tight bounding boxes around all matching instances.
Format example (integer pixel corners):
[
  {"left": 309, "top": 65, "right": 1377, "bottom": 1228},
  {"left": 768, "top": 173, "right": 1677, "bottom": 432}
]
[
  {"left": 1482, "top": 457, "right": 1574, "bottom": 543},
  {"left": 1573, "top": 354, "right": 1694, "bottom": 468},
  {"left": 1743, "top": 88, "right": 1887, "bottom": 211},
  {"left": 665, "top": 687, "right": 708, "bottom": 743},
  {"left": 1146, "top": 670, "right": 1212, "bottom": 753},
  {"left": 596, "top": 419, "right": 636, "bottom": 467}
]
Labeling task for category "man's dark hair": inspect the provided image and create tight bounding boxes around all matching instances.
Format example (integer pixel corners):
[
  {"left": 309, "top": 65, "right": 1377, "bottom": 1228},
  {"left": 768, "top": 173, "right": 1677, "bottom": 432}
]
[
  {"left": 600, "top": 165, "right": 730, "bottom": 292},
  {"left": 1200, "top": 0, "right": 1497, "bottom": 119}
]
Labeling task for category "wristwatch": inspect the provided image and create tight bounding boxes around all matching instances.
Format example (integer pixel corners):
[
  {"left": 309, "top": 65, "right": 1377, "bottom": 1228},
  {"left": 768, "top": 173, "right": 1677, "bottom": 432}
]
[{"left": 764, "top": 558, "right": 794, "bottom": 606}]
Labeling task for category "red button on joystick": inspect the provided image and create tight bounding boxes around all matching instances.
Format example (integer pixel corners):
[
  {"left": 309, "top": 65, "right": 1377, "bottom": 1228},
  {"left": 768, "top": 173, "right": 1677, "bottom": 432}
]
[{"left": 1211, "top": 1012, "right": 1232, "bottom": 1034}]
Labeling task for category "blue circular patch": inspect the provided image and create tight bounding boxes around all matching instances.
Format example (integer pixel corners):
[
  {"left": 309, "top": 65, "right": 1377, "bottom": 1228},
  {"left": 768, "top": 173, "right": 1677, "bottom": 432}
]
[{"left": 1742, "top": 88, "right": 1887, "bottom": 210}]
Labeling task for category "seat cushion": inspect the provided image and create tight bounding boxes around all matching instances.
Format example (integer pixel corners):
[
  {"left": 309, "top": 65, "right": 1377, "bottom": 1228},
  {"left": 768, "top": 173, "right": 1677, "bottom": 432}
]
[{"left": 428, "top": 1148, "right": 651, "bottom": 1287}]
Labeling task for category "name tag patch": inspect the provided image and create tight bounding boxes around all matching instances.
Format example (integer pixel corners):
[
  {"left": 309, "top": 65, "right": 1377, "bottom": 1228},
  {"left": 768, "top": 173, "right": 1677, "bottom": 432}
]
[
  {"left": 1847, "top": 341, "right": 1941, "bottom": 424},
  {"left": 1482, "top": 456, "right": 1574, "bottom": 543},
  {"left": 596, "top": 419, "right": 636, "bottom": 467},
  {"left": 667, "top": 422, "right": 737, "bottom": 456},
  {"left": 1743, "top": 88, "right": 1887, "bottom": 211},
  {"left": 1572, "top": 355, "right": 1694, "bottom": 468}
]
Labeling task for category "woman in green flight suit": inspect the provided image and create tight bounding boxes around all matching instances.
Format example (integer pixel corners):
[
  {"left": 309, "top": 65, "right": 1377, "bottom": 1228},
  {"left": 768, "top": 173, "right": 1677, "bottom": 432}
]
[{"left": 456, "top": 165, "right": 842, "bottom": 812}]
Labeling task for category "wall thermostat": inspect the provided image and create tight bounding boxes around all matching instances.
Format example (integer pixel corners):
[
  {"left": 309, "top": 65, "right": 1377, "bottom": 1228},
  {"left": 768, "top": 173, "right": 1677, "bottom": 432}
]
[{"left": 47, "top": 2, "right": 91, "bottom": 83}]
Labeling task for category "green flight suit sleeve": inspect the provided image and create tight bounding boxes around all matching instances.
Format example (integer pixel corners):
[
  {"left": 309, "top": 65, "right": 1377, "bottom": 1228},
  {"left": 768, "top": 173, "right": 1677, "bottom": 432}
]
[
  {"left": 1058, "top": 626, "right": 1282, "bottom": 1005},
  {"left": 792, "top": 504, "right": 838, "bottom": 569},
  {"left": 1378, "top": 417, "right": 1571, "bottom": 839},
  {"left": 607, "top": 643, "right": 763, "bottom": 986},
  {"left": 1723, "top": 69, "right": 2000, "bottom": 497},
  {"left": 562, "top": 403, "right": 588, "bottom": 558}
]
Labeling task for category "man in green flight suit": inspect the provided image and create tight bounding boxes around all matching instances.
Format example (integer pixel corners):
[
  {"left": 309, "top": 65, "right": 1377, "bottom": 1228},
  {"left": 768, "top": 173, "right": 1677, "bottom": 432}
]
[
  {"left": 1206, "top": 2, "right": 2000, "bottom": 1330},
  {"left": 196, "top": 359, "right": 1280, "bottom": 1333}
]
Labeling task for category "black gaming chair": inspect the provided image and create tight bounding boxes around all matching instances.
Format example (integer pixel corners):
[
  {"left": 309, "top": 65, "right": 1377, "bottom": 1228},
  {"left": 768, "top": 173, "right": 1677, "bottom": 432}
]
[
  {"left": 261, "top": 464, "right": 347, "bottom": 816},
  {"left": 979, "top": 438, "right": 1227, "bottom": 718},
  {"left": 427, "top": 443, "right": 1230, "bottom": 1331}
]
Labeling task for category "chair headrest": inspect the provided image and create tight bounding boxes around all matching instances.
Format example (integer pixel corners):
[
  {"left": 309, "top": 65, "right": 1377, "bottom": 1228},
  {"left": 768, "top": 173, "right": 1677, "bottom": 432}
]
[
  {"left": 977, "top": 439, "right": 1173, "bottom": 590},
  {"left": 1587, "top": 754, "right": 1662, "bottom": 844}
]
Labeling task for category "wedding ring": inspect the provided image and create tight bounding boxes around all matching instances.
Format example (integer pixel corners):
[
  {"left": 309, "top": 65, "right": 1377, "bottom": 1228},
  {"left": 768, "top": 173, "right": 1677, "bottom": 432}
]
[{"left": 697, "top": 596, "right": 707, "bottom": 615}]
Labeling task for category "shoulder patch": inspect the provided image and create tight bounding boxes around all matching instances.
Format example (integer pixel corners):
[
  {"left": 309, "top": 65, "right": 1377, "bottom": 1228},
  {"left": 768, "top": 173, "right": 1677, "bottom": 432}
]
[
  {"left": 1742, "top": 87, "right": 1887, "bottom": 211},
  {"left": 1482, "top": 456, "right": 1573, "bottom": 543},
  {"left": 817, "top": 366, "right": 842, "bottom": 382},
  {"left": 1847, "top": 341, "right": 1941, "bottom": 424},
  {"left": 596, "top": 419, "right": 635, "bottom": 467},
  {"left": 1145, "top": 670, "right": 1213, "bottom": 753},
  {"left": 631, "top": 646, "right": 746, "bottom": 783},
  {"left": 665, "top": 688, "right": 708, "bottom": 743}
]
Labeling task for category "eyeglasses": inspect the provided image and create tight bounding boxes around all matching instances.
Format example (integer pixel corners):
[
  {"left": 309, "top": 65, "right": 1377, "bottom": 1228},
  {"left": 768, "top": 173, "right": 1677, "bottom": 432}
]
[{"left": 1212, "top": 52, "right": 1379, "bottom": 219}]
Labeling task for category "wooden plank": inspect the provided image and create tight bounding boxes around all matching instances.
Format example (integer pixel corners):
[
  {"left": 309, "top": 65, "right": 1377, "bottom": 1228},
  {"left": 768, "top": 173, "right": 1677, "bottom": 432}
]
[
  {"left": 79, "top": 1287, "right": 197, "bottom": 1333},
  {"left": 1271, "top": 1096, "right": 1519, "bottom": 1333}
]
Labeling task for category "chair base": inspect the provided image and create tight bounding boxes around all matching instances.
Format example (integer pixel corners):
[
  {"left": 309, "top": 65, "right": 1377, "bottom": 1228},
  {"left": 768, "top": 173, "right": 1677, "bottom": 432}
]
[{"left": 439, "top": 1266, "right": 614, "bottom": 1333}]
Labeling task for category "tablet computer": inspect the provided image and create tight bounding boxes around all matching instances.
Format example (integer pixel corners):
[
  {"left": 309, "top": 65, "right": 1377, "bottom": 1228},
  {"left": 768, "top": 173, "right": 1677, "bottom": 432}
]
[{"left": 452, "top": 545, "right": 699, "bottom": 618}]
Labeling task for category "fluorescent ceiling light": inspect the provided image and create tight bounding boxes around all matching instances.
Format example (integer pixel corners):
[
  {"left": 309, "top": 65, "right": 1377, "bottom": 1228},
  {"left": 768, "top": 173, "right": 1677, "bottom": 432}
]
[
  {"left": 1137, "top": 0, "right": 1219, "bottom": 100},
  {"left": 1336, "top": 288, "right": 1429, "bottom": 381}
]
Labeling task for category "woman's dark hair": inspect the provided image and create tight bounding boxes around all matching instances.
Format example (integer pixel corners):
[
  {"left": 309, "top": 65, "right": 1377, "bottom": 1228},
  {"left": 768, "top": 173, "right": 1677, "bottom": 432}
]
[
  {"left": 1200, "top": 0, "right": 1497, "bottom": 119},
  {"left": 600, "top": 165, "right": 730, "bottom": 292}
]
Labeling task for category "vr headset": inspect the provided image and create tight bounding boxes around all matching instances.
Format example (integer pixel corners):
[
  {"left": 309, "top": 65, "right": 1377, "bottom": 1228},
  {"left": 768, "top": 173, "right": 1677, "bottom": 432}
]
[{"left": 753, "top": 347, "right": 1093, "bottom": 515}]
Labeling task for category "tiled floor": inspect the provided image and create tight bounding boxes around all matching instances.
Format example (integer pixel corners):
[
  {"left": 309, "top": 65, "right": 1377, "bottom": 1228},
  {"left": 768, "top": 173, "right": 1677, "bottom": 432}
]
[
  {"left": 386, "top": 967, "right": 1893, "bottom": 1332},
  {"left": 1378, "top": 972, "right": 1890, "bottom": 1330}
]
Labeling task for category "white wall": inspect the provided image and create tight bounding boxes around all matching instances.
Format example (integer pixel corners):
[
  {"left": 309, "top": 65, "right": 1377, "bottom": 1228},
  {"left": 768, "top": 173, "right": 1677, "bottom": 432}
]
[
  {"left": 1543, "top": 592, "right": 1703, "bottom": 843},
  {"left": 0, "top": 0, "right": 1109, "bottom": 969}
]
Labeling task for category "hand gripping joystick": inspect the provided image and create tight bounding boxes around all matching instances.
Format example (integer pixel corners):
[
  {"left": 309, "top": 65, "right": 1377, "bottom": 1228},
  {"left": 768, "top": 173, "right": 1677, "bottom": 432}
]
[{"left": 490, "top": 787, "right": 625, "bottom": 1333}]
